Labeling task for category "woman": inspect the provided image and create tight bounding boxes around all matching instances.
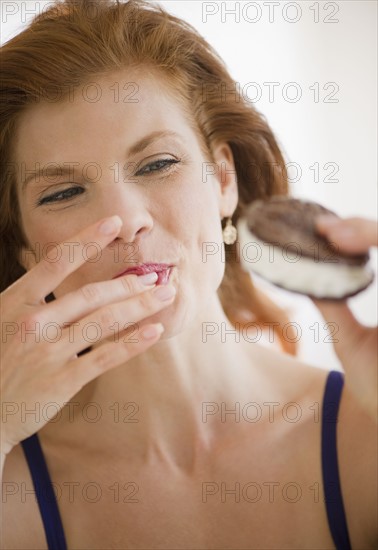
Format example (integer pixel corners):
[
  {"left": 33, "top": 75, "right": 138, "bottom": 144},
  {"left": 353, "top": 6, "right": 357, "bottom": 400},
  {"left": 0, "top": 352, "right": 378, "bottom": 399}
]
[{"left": 1, "top": 0, "right": 376, "bottom": 548}]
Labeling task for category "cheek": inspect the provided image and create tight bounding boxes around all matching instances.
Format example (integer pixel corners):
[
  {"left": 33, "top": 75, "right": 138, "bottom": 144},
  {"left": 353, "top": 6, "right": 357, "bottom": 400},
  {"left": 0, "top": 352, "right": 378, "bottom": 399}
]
[
  {"left": 171, "top": 180, "right": 224, "bottom": 285},
  {"left": 21, "top": 207, "right": 76, "bottom": 254}
]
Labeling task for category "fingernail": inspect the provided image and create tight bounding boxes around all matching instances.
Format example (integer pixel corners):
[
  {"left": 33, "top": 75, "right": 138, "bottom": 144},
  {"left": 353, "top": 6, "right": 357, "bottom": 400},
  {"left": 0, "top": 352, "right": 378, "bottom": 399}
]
[
  {"left": 138, "top": 272, "right": 158, "bottom": 285},
  {"left": 153, "top": 284, "right": 176, "bottom": 301},
  {"left": 99, "top": 216, "right": 122, "bottom": 235},
  {"left": 141, "top": 323, "right": 164, "bottom": 340}
]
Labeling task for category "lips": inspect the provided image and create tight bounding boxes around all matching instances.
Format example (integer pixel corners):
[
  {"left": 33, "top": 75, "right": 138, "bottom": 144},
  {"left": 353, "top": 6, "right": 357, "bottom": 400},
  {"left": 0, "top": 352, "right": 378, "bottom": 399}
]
[{"left": 113, "top": 263, "right": 175, "bottom": 285}]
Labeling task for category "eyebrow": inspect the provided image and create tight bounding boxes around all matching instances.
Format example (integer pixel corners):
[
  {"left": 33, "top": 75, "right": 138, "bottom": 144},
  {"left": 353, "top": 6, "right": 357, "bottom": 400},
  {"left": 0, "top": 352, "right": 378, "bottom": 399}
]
[{"left": 21, "top": 130, "right": 184, "bottom": 190}]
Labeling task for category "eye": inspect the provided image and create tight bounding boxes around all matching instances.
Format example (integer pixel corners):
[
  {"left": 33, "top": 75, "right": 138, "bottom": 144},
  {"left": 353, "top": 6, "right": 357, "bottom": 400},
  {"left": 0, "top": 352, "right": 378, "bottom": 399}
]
[
  {"left": 38, "top": 185, "right": 84, "bottom": 206},
  {"left": 136, "top": 158, "right": 180, "bottom": 176}
]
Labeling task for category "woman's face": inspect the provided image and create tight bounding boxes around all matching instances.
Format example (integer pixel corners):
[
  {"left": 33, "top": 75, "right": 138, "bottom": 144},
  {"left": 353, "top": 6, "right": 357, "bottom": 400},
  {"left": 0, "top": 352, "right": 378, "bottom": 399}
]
[{"left": 14, "top": 69, "right": 238, "bottom": 336}]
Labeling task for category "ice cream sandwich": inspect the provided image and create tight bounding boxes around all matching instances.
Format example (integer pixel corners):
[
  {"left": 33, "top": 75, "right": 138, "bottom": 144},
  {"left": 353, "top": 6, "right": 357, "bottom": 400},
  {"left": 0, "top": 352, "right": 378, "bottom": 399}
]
[{"left": 237, "top": 196, "right": 374, "bottom": 300}]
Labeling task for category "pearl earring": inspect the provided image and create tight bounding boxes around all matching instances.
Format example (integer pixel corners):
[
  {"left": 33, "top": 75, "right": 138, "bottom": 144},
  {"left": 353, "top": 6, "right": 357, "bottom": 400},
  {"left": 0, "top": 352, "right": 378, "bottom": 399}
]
[{"left": 222, "top": 217, "right": 237, "bottom": 245}]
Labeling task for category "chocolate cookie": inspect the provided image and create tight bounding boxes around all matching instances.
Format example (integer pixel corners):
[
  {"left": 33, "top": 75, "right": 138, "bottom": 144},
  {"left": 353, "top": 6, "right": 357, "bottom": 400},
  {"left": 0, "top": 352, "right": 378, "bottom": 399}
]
[{"left": 237, "top": 196, "right": 374, "bottom": 300}]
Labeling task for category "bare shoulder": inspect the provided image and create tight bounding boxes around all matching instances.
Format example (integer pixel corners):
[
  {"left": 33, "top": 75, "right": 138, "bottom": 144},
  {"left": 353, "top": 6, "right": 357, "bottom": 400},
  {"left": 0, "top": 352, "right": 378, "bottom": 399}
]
[
  {"left": 244, "top": 341, "right": 377, "bottom": 547},
  {"left": 337, "top": 384, "right": 378, "bottom": 547},
  {"left": 1, "top": 442, "right": 47, "bottom": 550},
  {"left": 244, "top": 340, "right": 331, "bottom": 404}
]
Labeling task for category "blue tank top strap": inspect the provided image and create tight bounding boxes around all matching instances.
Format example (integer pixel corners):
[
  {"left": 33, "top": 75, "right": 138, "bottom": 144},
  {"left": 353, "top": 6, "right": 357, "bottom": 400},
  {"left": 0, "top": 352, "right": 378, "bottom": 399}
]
[
  {"left": 321, "top": 370, "right": 352, "bottom": 550},
  {"left": 21, "top": 432, "right": 67, "bottom": 550}
]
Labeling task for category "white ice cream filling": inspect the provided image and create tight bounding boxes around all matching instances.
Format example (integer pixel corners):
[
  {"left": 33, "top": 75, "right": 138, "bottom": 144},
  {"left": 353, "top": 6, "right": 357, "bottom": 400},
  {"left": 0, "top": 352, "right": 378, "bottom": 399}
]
[{"left": 237, "top": 219, "right": 373, "bottom": 298}]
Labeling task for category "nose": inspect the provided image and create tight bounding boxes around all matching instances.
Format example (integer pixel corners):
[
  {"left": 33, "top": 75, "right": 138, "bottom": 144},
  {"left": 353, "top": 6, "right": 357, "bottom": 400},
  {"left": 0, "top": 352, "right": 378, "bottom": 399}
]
[{"left": 98, "top": 182, "right": 154, "bottom": 244}]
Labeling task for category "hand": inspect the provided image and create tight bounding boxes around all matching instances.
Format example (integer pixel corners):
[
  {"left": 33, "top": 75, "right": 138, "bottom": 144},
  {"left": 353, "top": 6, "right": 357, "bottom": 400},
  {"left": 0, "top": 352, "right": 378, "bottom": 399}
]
[
  {"left": 0, "top": 216, "right": 176, "bottom": 456},
  {"left": 313, "top": 215, "right": 377, "bottom": 421}
]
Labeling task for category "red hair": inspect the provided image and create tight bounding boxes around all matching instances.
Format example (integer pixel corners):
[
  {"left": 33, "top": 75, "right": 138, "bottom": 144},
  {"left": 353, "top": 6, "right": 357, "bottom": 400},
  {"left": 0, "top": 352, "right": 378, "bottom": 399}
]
[{"left": 0, "top": 0, "right": 296, "bottom": 353}]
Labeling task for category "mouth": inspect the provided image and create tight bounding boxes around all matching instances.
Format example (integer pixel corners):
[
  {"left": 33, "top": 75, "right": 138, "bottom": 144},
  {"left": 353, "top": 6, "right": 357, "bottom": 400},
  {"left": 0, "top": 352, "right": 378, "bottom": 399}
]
[{"left": 113, "top": 263, "right": 175, "bottom": 285}]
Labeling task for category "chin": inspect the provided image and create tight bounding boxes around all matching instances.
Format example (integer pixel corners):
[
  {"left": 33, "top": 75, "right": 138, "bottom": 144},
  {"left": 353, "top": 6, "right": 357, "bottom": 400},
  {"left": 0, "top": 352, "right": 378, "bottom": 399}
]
[
  {"left": 146, "top": 303, "right": 183, "bottom": 337},
  {"left": 149, "top": 295, "right": 199, "bottom": 339}
]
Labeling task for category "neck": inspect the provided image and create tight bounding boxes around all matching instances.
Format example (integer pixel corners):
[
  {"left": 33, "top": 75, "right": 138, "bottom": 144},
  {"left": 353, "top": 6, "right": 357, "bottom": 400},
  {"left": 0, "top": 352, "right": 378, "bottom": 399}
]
[{"left": 50, "top": 293, "right": 254, "bottom": 470}]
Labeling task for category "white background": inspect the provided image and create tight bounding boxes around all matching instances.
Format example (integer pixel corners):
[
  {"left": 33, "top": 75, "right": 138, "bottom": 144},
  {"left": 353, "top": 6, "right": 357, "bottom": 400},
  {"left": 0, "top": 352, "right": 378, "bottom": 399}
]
[{"left": 1, "top": 0, "right": 377, "bottom": 369}]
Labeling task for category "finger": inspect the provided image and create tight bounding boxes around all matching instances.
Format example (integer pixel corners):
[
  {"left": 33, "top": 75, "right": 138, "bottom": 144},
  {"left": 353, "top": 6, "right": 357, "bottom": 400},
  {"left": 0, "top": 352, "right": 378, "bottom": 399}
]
[
  {"left": 315, "top": 216, "right": 378, "bottom": 253},
  {"left": 14, "top": 216, "right": 123, "bottom": 305},
  {"left": 63, "top": 323, "right": 165, "bottom": 392},
  {"left": 40, "top": 272, "right": 159, "bottom": 326},
  {"left": 59, "top": 283, "right": 176, "bottom": 357}
]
